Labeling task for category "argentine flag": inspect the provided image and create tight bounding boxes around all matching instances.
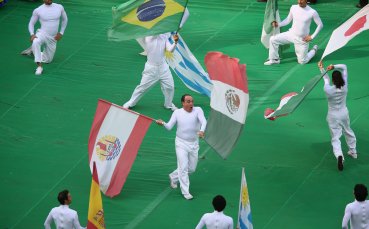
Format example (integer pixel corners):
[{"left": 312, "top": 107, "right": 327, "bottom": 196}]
[
  {"left": 237, "top": 168, "right": 253, "bottom": 229},
  {"left": 165, "top": 33, "right": 213, "bottom": 97}
]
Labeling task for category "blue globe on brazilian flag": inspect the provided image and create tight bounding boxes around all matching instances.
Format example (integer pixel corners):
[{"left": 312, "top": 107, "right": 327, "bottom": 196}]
[{"left": 108, "top": 0, "right": 187, "bottom": 41}]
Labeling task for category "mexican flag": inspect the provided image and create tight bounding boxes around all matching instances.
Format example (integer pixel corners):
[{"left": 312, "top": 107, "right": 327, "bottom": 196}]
[
  {"left": 204, "top": 52, "right": 249, "bottom": 159},
  {"left": 261, "top": 0, "right": 280, "bottom": 49}
]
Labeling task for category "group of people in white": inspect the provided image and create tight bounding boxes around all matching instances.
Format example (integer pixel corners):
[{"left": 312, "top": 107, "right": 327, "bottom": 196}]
[{"left": 22, "top": 0, "right": 365, "bottom": 228}]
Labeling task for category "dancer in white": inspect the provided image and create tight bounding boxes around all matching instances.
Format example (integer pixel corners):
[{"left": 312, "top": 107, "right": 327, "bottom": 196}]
[
  {"left": 264, "top": 0, "right": 323, "bottom": 65},
  {"left": 123, "top": 33, "right": 178, "bottom": 111},
  {"left": 196, "top": 195, "right": 233, "bottom": 229},
  {"left": 44, "top": 190, "right": 85, "bottom": 229},
  {"left": 342, "top": 184, "right": 369, "bottom": 229},
  {"left": 21, "top": 0, "right": 68, "bottom": 75},
  {"left": 318, "top": 61, "right": 357, "bottom": 171},
  {"left": 156, "top": 94, "right": 207, "bottom": 200}
]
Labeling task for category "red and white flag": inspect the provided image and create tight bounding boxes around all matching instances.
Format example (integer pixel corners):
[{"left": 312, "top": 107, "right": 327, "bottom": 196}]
[
  {"left": 88, "top": 99, "right": 152, "bottom": 197},
  {"left": 204, "top": 52, "right": 249, "bottom": 159},
  {"left": 322, "top": 5, "right": 369, "bottom": 59}
]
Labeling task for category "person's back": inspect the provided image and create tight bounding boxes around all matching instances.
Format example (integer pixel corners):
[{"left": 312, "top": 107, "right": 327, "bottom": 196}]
[{"left": 342, "top": 184, "right": 369, "bottom": 229}]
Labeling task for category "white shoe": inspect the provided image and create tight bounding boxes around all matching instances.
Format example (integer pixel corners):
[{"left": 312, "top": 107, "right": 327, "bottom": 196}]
[
  {"left": 165, "top": 104, "right": 178, "bottom": 111},
  {"left": 169, "top": 175, "right": 177, "bottom": 189},
  {"left": 139, "top": 50, "right": 147, "bottom": 56},
  {"left": 183, "top": 193, "right": 193, "bottom": 200},
  {"left": 264, "top": 59, "right": 280, "bottom": 65},
  {"left": 21, "top": 47, "right": 33, "bottom": 56},
  {"left": 35, "top": 66, "right": 43, "bottom": 75},
  {"left": 347, "top": 150, "right": 358, "bottom": 159},
  {"left": 123, "top": 101, "right": 133, "bottom": 109},
  {"left": 312, "top": 45, "right": 318, "bottom": 53}
]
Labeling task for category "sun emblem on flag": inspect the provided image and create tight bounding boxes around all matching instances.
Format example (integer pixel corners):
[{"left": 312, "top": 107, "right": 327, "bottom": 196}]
[
  {"left": 225, "top": 89, "right": 240, "bottom": 114},
  {"left": 95, "top": 135, "right": 122, "bottom": 161},
  {"left": 241, "top": 184, "right": 249, "bottom": 207}
]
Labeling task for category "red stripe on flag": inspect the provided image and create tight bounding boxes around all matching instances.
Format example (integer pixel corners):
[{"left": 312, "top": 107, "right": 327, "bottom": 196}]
[
  {"left": 87, "top": 221, "right": 98, "bottom": 229},
  {"left": 92, "top": 162, "right": 99, "bottom": 185},
  {"left": 205, "top": 52, "right": 248, "bottom": 93},
  {"left": 88, "top": 100, "right": 111, "bottom": 162},
  {"left": 105, "top": 115, "right": 152, "bottom": 197}
]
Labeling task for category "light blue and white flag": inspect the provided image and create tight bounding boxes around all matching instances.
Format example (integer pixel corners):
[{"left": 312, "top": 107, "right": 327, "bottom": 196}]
[
  {"left": 237, "top": 167, "right": 253, "bottom": 229},
  {"left": 165, "top": 33, "right": 213, "bottom": 97}
]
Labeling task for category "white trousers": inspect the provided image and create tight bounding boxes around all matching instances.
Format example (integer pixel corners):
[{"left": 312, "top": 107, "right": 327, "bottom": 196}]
[
  {"left": 126, "top": 62, "right": 174, "bottom": 107},
  {"left": 170, "top": 137, "right": 199, "bottom": 195},
  {"left": 327, "top": 107, "right": 357, "bottom": 158},
  {"left": 32, "top": 29, "right": 57, "bottom": 64},
  {"left": 268, "top": 31, "right": 316, "bottom": 64}
]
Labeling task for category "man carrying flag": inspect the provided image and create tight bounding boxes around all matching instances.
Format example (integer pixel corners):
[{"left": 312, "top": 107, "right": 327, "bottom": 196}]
[
  {"left": 87, "top": 162, "right": 105, "bottom": 229},
  {"left": 123, "top": 33, "right": 179, "bottom": 111},
  {"left": 156, "top": 94, "right": 207, "bottom": 200},
  {"left": 264, "top": 0, "right": 323, "bottom": 65}
]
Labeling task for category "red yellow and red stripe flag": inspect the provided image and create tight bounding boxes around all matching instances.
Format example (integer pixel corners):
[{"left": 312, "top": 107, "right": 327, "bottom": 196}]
[{"left": 87, "top": 162, "right": 105, "bottom": 229}]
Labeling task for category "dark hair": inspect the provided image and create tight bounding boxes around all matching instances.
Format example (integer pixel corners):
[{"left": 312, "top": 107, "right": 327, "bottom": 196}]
[
  {"left": 181, "top": 94, "right": 192, "bottom": 102},
  {"left": 212, "top": 195, "right": 226, "bottom": 212},
  {"left": 332, "top": 70, "right": 345, "bottom": 89},
  {"left": 58, "top": 190, "right": 69, "bottom": 205},
  {"left": 354, "top": 184, "right": 368, "bottom": 202}
]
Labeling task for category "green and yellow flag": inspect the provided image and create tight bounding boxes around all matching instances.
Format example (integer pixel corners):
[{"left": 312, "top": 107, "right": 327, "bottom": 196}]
[{"left": 108, "top": 0, "right": 187, "bottom": 41}]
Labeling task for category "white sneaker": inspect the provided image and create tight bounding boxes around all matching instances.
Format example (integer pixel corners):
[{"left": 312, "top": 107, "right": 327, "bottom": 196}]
[
  {"left": 123, "top": 102, "right": 132, "bottom": 109},
  {"left": 139, "top": 50, "right": 147, "bottom": 56},
  {"left": 312, "top": 45, "right": 318, "bottom": 53},
  {"left": 183, "top": 193, "right": 193, "bottom": 200},
  {"left": 21, "top": 47, "right": 33, "bottom": 56},
  {"left": 347, "top": 150, "right": 358, "bottom": 159},
  {"left": 165, "top": 104, "right": 178, "bottom": 111},
  {"left": 264, "top": 59, "right": 280, "bottom": 65},
  {"left": 169, "top": 175, "right": 177, "bottom": 189},
  {"left": 35, "top": 66, "right": 43, "bottom": 75}
]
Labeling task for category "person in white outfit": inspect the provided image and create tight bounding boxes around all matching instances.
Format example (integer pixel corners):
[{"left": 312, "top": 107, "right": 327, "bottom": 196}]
[
  {"left": 318, "top": 61, "right": 357, "bottom": 171},
  {"left": 342, "top": 184, "right": 369, "bottom": 229},
  {"left": 264, "top": 0, "right": 323, "bottom": 65},
  {"left": 195, "top": 195, "right": 234, "bottom": 229},
  {"left": 21, "top": 0, "right": 68, "bottom": 75},
  {"left": 156, "top": 94, "right": 207, "bottom": 200},
  {"left": 123, "top": 33, "right": 179, "bottom": 111},
  {"left": 44, "top": 189, "right": 85, "bottom": 229}
]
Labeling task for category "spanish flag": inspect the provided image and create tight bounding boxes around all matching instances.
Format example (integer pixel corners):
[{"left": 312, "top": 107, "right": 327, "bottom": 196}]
[
  {"left": 87, "top": 162, "right": 105, "bottom": 229},
  {"left": 108, "top": 0, "right": 187, "bottom": 41}
]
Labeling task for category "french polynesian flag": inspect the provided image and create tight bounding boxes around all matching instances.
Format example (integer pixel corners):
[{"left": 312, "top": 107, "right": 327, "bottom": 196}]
[
  {"left": 88, "top": 99, "right": 152, "bottom": 197},
  {"left": 87, "top": 162, "right": 105, "bottom": 229},
  {"left": 204, "top": 52, "right": 249, "bottom": 159},
  {"left": 322, "top": 4, "right": 369, "bottom": 59}
]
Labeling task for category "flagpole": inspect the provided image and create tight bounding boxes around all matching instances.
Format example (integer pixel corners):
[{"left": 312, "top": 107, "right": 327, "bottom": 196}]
[{"left": 175, "top": 0, "right": 189, "bottom": 34}]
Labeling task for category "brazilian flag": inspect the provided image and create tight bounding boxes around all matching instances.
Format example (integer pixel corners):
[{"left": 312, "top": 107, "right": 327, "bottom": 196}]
[{"left": 108, "top": 0, "right": 187, "bottom": 41}]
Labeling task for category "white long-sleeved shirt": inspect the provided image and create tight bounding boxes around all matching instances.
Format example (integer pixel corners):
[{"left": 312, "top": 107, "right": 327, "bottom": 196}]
[
  {"left": 342, "top": 200, "right": 369, "bottom": 229},
  {"left": 321, "top": 64, "right": 348, "bottom": 110},
  {"left": 164, "top": 107, "right": 207, "bottom": 142},
  {"left": 44, "top": 205, "right": 85, "bottom": 229},
  {"left": 28, "top": 3, "right": 68, "bottom": 36},
  {"left": 195, "top": 211, "right": 234, "bottom": 229},
  {"left": 137, "top": 33, "right": 176, "bottom": 65},
  {"left": 279, "top": 5, "right": 323, "bottom": 39}
]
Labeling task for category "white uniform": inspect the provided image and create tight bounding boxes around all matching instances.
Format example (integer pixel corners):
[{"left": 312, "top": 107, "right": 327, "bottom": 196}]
[
  {"left": 124, "top": 34, "right": 177, "bottom": 109},
  {"left": 164, "top": 107, "right": 206, "bottom": 195},
  {"left": 342, "top": 200, "right": 369, "bottom": 229},
  {"left": 268, "top": 4, "right": 323, "bottom": 64},
  {"left": 323, "top": 64, "right": 356, "bottom": 159},
  {"left": 28, "top": 3, "right": 68, "bottom": 63},
  {"left": 44, "top": 205, "right": 85, "bottom": 229},
  {"left": 195, "top": 211, "right": 234, "bottom": 229}
]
